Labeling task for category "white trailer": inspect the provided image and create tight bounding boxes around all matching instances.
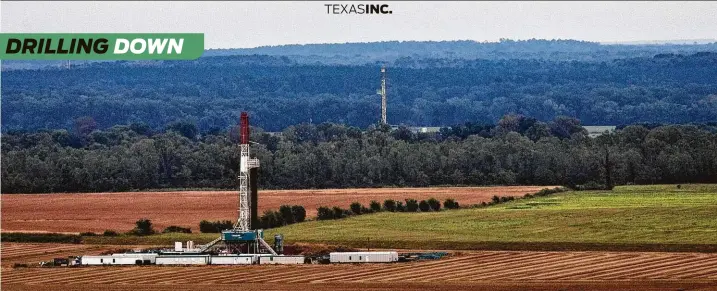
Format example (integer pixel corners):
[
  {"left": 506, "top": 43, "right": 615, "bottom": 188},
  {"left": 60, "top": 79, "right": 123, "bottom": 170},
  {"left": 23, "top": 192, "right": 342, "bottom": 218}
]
[
  {"left": 156, "top": 255, "right": 210, "bottom": 265},
  {"left": 81, "top": 253, "right": 159, "bottom": 265},
  {"left": 329, "top": 252, "right": 399, "bottom": 263},
  {"left": 258, "top": 255, "right": 305, "bottom": 265},
  {"left": 81, "top": 255, "right": 139, "bottom": 265},
  {"left": 81, "top": 255, "right": 113, "bottom": 265},
  {"left": 112, "top": 253, "right": 158, "bottom": 264},
  {"left": 210, "top": 255, "right": 256, "bottom": 265}
]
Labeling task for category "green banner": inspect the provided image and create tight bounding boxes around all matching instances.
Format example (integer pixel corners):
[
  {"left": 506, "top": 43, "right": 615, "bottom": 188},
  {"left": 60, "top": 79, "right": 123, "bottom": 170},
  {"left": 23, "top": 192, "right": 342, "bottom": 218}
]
[{"left": 0, "top": 33, "right": 204, "bottom": 60}]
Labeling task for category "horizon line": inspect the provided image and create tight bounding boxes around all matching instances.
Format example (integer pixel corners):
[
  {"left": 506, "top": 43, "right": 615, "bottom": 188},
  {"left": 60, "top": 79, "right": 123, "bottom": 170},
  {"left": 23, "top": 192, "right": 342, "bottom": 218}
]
[{"left": 203, "top": 38, "right": 717, "bottom": 50}]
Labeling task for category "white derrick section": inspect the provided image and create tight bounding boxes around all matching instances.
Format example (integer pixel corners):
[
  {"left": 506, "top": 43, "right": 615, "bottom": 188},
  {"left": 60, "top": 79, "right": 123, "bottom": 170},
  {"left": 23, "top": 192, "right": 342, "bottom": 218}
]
[{"left": 235, "top": 143, "right": 260, "bottom": 231}]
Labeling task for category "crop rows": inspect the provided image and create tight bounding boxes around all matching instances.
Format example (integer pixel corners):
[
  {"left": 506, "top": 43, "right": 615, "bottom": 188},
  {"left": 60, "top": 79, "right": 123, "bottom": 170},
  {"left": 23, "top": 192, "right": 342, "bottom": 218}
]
[
  {"left": 2, "top": 186, "right": 548, "bottom": 233},
  {"left": 1, "top": 244, "right": 95, "bottom": 259},
  {"left": 4, "top": 251, "right": 716, "bottom": 285}
]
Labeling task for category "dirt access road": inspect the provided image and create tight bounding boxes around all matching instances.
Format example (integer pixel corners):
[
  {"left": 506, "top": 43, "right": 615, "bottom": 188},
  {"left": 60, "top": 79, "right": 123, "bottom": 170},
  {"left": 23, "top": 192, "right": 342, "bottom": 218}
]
[{"left": 1, "top": 186, "right": 549, "bottom": 233}]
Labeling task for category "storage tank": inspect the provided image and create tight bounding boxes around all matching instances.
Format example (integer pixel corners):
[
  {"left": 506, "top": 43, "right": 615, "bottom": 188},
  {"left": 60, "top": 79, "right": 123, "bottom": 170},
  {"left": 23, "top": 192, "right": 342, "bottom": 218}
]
[{"left": 329, "top": 252, "right": 398, "bottom": 263}]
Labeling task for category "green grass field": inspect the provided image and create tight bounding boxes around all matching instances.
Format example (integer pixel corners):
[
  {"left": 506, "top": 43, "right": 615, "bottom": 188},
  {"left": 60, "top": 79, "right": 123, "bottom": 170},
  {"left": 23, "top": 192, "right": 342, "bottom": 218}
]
[
  {"left": 262, "top": 184, "right": 717, "bottom": 251},
  {"left": 79, "top": 184, "right": 717, "bottom": 251}
]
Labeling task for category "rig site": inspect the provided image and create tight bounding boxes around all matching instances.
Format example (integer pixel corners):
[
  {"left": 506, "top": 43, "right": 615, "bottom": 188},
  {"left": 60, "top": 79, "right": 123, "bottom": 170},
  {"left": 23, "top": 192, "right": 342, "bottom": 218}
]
[{"left": 62, "top": 110, "right": 440, "bottom": 267}]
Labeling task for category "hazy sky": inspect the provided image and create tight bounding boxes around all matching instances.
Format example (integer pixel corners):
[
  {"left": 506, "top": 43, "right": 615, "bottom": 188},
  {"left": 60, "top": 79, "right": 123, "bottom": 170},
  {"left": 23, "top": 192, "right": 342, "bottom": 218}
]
[{"left": 2, "top": 1, "right": 716, "bottom": 49}]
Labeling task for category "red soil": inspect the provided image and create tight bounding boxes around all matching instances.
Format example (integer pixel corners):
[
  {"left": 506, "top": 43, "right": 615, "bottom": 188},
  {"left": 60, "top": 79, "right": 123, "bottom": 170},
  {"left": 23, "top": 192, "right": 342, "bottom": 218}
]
[
  {"left": 3, "top": 249, "right": 716, "bottom": 290},
  {"left": 1, "top": 186, "right": 550, "bottom": 233}
]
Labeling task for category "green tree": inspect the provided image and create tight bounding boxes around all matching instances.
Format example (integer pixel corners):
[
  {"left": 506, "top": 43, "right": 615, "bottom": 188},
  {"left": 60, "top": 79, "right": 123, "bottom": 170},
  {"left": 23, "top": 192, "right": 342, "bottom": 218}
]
[
  {"left": 427, "top": 197, "right": 441, "bottom": 211},
  {"left": 369, "top": 200, "right": 382, "bottom": 212},
  {"left": 350, "top": 202, "right": 363, "bottom": 215},
  {"left": 418, "top": 200, "right": 431, "bottom": 212},
  {"left": 291, "top": 205, "right": 306, "bottom": 223},
  {"left": 332, "top": 206, "right": 348, "bottom": 219},
  {"left": 444, "top": 198, "right": 459, "bottom": 209},
  {"left": 317, "top": 206, "right": 333, "bottom": 220},
  {"left": 166, "top": 120, "right": 198, "bottom": 139},
  {"left": 130, "top": 218, "right": 155, "bottom": 236},
  {"left": 279, "top": 205, "right": 295, "bottom": 225},
  {"left": 405, "top": 199, "right": 419, "bottom": 212},
  {"left": 383, "top": 199, "right": 397, "bottom": 212}
]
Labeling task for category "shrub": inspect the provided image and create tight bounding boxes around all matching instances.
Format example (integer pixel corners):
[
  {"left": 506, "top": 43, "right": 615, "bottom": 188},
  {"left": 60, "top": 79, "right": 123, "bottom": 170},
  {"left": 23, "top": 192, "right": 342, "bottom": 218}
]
[
  {"left": 405, "top": 199, "right": 419, "bottom": 212},
  {"left": 396, "top": 201, "right": 406, "bottom": 212},
  {"left": 534, "top": 187, "right": 568, "bottom": 197},
  {"left": 103, "top": 230, "right": 119, "bottom": 237},
  {"left": 350, "top": 202, "right": 363, "bottom": 215},
  {"left": 444, "top": 198, "right": 459, "bottom": 209},
  {"left": 128, "top": 218, "right": 155, "bottom": 236},
  {"left": 369, "top": 200, "right": 382, "bottom": 212},
  {"left": 418, "top": 200, "right": 431, "bottom": 212},
  {"left": 260, "top": 210, "right": 282, "bottom": 229},
  {"left": 317, "top": 206, "right": 333, "bottom": 220},
  {"left": 291, "top": 205, "right": 306, "bottom": 223},
  {"left": 279, "top": 205, "right": 295, "bottom": 225},
  {"left": 332, "top": 206, "right": 349, "bottom": 219},
  {"left": 499, "top": 196, "right": 515, "bottom": 203},
  {"left": 383, "top": 199, "right": 397, "bottom": 212},
  {"left": 491, "top": 195, "right": 501, "bottom": 204},
  {"left": 162, "top": 226, "right": 191, "bottom": 234},
  {"left": 427, "top": 198, "right": 441, "bottom": 211},
  {"left": 199, "top": 220, "right": 234, "bottom": 233},
  {"left": 80, "top": 232, "right": 97, "bottom": 236},
  {"left": 199, "top": 220, "right": 213, "bottom": 233},
  {"left": 573, "top": 182, "right": 609, "bottom": 191},
  {"left": 360, "top": 206, "right": 372, "bottom": 214}
]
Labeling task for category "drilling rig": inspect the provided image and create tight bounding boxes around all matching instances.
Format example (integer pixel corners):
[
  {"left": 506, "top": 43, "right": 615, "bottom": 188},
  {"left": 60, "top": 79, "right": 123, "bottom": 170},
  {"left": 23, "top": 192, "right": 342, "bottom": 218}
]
[
  {"left": 200, "top": 112, "right": 277, "bottom": 255},
  {"left": 377, "top": 66, "right": 387, "bottom": 125}
]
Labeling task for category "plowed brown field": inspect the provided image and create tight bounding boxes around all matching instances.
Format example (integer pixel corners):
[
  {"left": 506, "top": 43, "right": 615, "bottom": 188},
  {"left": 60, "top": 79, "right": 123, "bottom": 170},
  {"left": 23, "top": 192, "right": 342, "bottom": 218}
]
[
  {"left": 1, "top": 186, "right": 548, "bottom": 233},
  {"left": 3, "top": 249, "right": 716, "bottom": 291},
  {"left": 0, "top": 243, "right": 153, "bottom": 269}
]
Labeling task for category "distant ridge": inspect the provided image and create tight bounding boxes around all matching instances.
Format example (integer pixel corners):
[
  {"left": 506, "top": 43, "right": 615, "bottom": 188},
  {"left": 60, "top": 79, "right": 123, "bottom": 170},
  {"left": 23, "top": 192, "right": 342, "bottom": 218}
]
[
  {"left": 601, "top": 39, "right": 717, "bottom": 45},
  {"left": 5, "top": 39, "right": 717, "bottom": 71}
]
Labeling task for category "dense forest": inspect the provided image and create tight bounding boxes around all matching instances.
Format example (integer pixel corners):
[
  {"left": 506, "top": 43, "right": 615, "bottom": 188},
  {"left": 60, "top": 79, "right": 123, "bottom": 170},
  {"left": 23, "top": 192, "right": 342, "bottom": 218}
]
[
  {"left": 3, "top": 39, "right": 717, "bottom": 193},
  {"left": 3, "top": 51, "right": 717, "bottom": 132},
  {"left": 3, "top": 115, "right": 716, "bottom": 193}
]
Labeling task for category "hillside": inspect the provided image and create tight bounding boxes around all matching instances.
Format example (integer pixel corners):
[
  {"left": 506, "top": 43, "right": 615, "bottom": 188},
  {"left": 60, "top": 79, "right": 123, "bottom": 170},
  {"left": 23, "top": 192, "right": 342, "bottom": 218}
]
[
  {"left": 3, "top": 52, "right": 717, "bottom": 132},
  {"left": 264, "top": 184, "right": 717, "bottom": 251}
]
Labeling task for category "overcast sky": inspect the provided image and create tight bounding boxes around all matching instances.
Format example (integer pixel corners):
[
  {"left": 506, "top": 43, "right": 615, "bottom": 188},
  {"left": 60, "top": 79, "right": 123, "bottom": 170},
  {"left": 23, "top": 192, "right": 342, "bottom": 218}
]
[{"left": 2, "top": 1, "right": 716, "bottom": 49}]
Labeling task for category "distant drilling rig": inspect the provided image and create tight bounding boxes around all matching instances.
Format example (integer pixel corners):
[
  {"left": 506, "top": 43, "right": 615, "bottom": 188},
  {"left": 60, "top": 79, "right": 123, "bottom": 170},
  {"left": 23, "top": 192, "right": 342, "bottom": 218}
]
[{"left": 377, "top": 66, "right": 388, "bottom": 125}]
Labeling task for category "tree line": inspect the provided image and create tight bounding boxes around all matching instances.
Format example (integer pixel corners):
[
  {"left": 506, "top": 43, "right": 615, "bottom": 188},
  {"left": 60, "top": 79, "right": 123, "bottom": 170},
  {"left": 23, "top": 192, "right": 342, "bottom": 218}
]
[{"left": 3, "top": 115, "right": 716, "bottom": 194}]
